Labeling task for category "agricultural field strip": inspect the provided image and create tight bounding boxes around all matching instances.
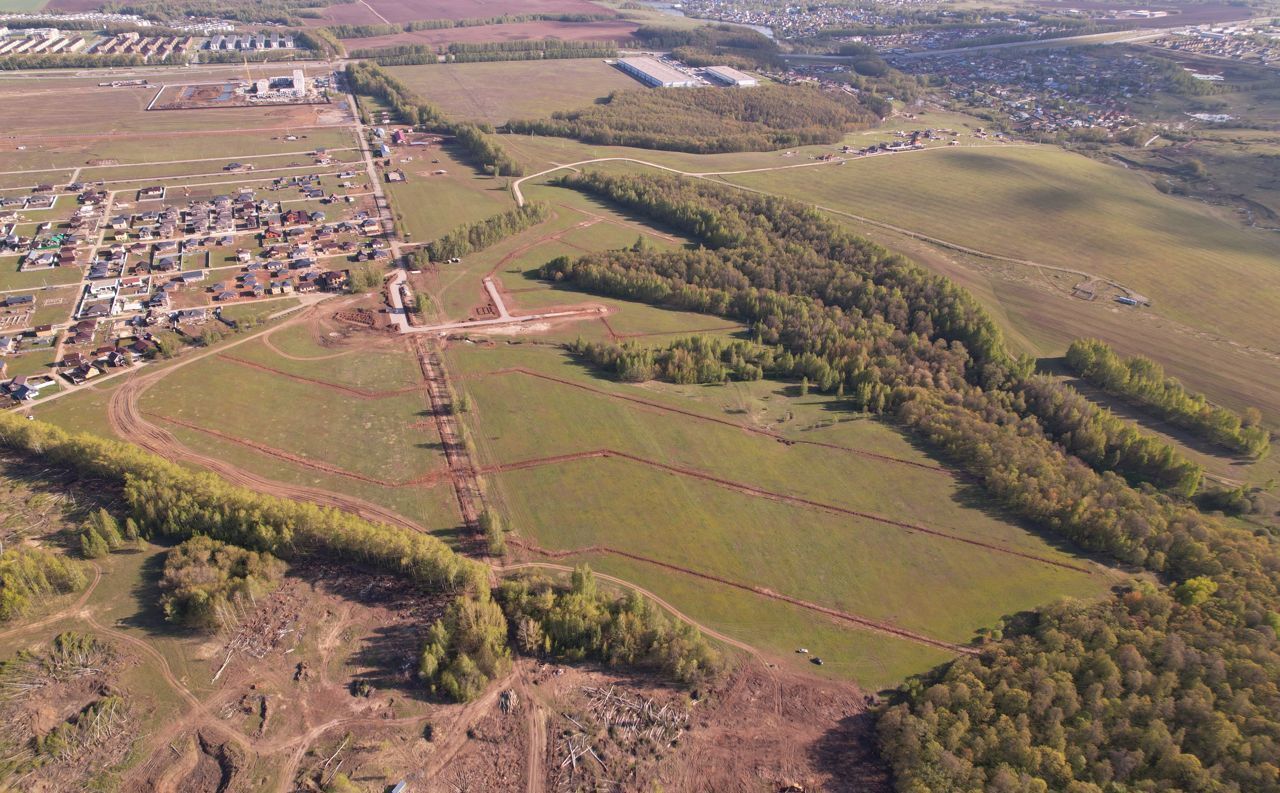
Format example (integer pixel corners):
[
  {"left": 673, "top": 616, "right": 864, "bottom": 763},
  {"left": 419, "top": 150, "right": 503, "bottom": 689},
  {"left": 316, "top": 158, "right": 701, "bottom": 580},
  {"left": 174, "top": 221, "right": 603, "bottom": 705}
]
[
  {"left": 460, "top": 365, "right": 949, "bottom": 474},
  {"left": 0, "top": 162, "right": 366, "bottom": 194},
  {"left": 0, "top": 148, "right": 361, "bottom": 178},
  {"left": 503, "top": 546, "right": 974, "bottom": 654},
  {"left": 147, "top": 411, "right": 451, "bottom": 488},
  {"left": 104, "top": 303, "right": 437, "bottom": 536},
  {"left": 486, "top": 445, "right": 1088, "bottom": 574}
]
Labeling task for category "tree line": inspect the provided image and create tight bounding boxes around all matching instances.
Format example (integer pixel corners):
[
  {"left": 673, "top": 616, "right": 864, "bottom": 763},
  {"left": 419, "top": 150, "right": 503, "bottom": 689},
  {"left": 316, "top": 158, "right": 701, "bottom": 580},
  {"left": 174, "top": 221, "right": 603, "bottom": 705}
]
[
  {"left": 569, "top": 335, "right": 775, "bottom": 384},
  {"left": 0, "top": 412, "right": 505, "bottom": 701},
  {"left": 0, "top": 52, "right": 184, "bottom": 71},
  {"left": 507, "top": 84, "right": 884, "bottom": 154},
  {"left": 535, "top": 169, "right": 1280, "bottom": 787},
  {"left": 1067, "top": 338, "right": 1270, "bottom": 457},
  {"left": 345, "top": 61, "right": 523, "bottom": 175},
  {"left": 418, "top": 203, "right": 548, "bottom": 263},
  {"left": 328, "top": 13, "right": 615, "bottom": 39},
  {"left": 353, "top": 40, "right": 617, "bottom": 66},
  {"left": 631, "top": 23, "right": 779, "bottom": 67},
  {"left": 105, "top": 0, "right": 344, "bottom": 25},
  {"left": 498, "top": 565, "right": 719, "bottom": 685}
]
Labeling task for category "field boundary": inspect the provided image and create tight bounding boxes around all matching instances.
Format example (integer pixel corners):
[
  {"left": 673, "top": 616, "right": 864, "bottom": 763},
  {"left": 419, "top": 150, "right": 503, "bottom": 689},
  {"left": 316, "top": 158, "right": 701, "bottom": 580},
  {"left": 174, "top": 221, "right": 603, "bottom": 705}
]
[
  {"left": 217, "top": 353, "right": 424, "bottom": 398},
  {"left": 487, "top": 448, "right": 1092, "bottom": 574},
  {"left": 506, "top": 538, "right": 978, "bottom": 655},
  {"left": 461, "top": 365, "right": 954, "bottom": 475}
]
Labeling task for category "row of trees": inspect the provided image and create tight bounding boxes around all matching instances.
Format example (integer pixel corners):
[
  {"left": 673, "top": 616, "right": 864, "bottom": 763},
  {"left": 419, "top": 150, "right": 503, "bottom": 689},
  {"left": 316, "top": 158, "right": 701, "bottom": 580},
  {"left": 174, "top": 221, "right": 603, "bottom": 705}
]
[
  {"left": 420, "top": 203, "right": 549, "bottom": 263},
  {"left": 498, "top": 565, "right": 719, "bottom": 685},
  {"left": 569, "top": 335, "right": 776, "bottom": 384},
  {"left": 0, "top": 53, "right": 182, "bottom": 71},
  {"left": 0, "top": 412, "right": 507, "bottom": 702},
  {"left": 534, "top": 169, "right": 1280, "bottom": 787},
  {"left": 345, "top": 61, "right": 523, "bottom": 176},
  {"left": 108, "top": 0, "right": 346, "bottom": 25},
  {"left": 1016, "top": 374, "right": 1204, "bottom": 497},
  {"left": 1067, "top": 338, "right": 1270, "bottom": 457},
  {"left": 507, "top": 84, "right": 883, "bottom": 154},
  {"left": 354, "top": 40, "right": 617, "bottom": 66},
  {"left": 159, "top": 536, "right": 285, "bottom": 630},
  {"left": 328, "top": 13, "right": 614, "bottom": 39}
]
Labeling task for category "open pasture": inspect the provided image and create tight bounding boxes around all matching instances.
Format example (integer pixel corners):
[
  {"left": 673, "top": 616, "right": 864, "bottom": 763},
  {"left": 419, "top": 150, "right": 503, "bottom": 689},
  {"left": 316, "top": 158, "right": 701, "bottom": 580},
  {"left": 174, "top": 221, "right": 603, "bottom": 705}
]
[
  {"left": 447, "top": 341, "right": 1112, "bottom": 685},
  {"left": 388, "top": 59, "right": 638, "bottom": 126},
  {"left": 724, "top": 144, "right": 1280, "bottom": 356},
  {"left": 385, "top": 143, "right": 514, "bottom": 243},
  {"left": 138, "top": 353, "right": 441, "bottom": 485}
]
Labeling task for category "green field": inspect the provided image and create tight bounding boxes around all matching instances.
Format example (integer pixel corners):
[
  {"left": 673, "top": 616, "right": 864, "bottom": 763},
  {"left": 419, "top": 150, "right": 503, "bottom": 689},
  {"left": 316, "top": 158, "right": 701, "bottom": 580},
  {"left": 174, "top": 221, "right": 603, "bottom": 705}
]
[
  {"left": 448, "top": 342, "right": 1113, "bottom": 685},
  {"left": 388, "top": 59, "right": 639, "bottom": 126},
  {"left": 0, "top": 127, "right": 356, "bottom": 173},
  {"left": 724, "top": 145, "right": 1280, "bottom": 355},
  {"left": 140, "top": 355, "right": 439, "bottom": 484},
  {"left": 384, "top": 143, "right": 513, "bottom": 243}
]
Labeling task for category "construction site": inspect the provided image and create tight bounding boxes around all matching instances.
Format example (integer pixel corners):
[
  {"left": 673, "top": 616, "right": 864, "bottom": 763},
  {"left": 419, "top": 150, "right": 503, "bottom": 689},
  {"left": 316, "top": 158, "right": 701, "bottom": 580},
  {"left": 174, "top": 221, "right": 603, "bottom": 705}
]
[{"left": 148, "top": 70, "right": 332, "bottom": 111}]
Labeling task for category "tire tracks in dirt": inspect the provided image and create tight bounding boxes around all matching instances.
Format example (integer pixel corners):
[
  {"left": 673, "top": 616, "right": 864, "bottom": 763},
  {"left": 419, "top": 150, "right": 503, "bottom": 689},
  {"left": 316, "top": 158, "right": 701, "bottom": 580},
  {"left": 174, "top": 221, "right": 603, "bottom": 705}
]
[
  {"left": 504, "top": 544, "right": 976, "bottom": 656},
  {"left": 486, "top": 449, "right": 1089, "bottom": 574},
  {"left": 460, "top": 366, "right": 954, "bottom": 477}
]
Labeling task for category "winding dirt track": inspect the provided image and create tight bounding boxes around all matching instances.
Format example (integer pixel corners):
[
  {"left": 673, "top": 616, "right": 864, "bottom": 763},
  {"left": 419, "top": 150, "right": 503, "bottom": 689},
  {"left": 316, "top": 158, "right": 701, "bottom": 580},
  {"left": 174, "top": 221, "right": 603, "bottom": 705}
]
[
  {"left": 260, "top": 329, "right": 357, "bottom": 362},
  {"left": 506, "top": 542, "right": 976, "bottom": 655},
  {"left": 488, "top": 449, "right": 1088, "bottom": 574},
  {"left": 103, "top": 300, "right": 435, "bottom": 537},
  {"left": 463, "top": 366, "right": 952, "bottom": 475}
]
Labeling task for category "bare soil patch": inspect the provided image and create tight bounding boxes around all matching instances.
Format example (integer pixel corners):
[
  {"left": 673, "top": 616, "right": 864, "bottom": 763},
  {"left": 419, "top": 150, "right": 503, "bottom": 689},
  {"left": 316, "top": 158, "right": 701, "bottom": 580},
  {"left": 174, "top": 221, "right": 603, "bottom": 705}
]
[{"left": 523, "top": 661, "right": 889, "bottom": 792}]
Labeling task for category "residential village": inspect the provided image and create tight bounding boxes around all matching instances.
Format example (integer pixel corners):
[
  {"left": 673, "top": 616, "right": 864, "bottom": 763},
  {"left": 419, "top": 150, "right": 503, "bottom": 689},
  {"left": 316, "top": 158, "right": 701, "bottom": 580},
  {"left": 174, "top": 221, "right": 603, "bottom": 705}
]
[
  {"left": 895, "top": 48, "right": 1169, "bottom": 134},
  {"left": 1148, "top": 24, "right": 1280, "bottom": 68},
  {"left": 0, "top": 156, "right": 389, "bottom": 404}
]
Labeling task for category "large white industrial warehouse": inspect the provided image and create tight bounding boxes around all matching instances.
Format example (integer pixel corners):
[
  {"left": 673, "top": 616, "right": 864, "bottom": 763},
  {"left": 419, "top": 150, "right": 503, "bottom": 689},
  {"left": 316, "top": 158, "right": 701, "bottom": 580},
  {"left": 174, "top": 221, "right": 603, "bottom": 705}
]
[
  {"left": 704, "top": 65, "right": 760, "bottom": 87},
  {"left": 617, "top": 56, "right": 700, "bottom": 88}
]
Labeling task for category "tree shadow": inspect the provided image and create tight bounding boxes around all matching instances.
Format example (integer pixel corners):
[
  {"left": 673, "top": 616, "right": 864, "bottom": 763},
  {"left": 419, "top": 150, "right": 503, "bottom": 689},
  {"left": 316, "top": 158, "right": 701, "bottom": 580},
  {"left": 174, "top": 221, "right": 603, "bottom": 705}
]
[
  {"left": 297, "top": 564, "right": 454, "bottom": 703},
  {"left": 809, "top": 711, "right": 893, "bottom": 793}
]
